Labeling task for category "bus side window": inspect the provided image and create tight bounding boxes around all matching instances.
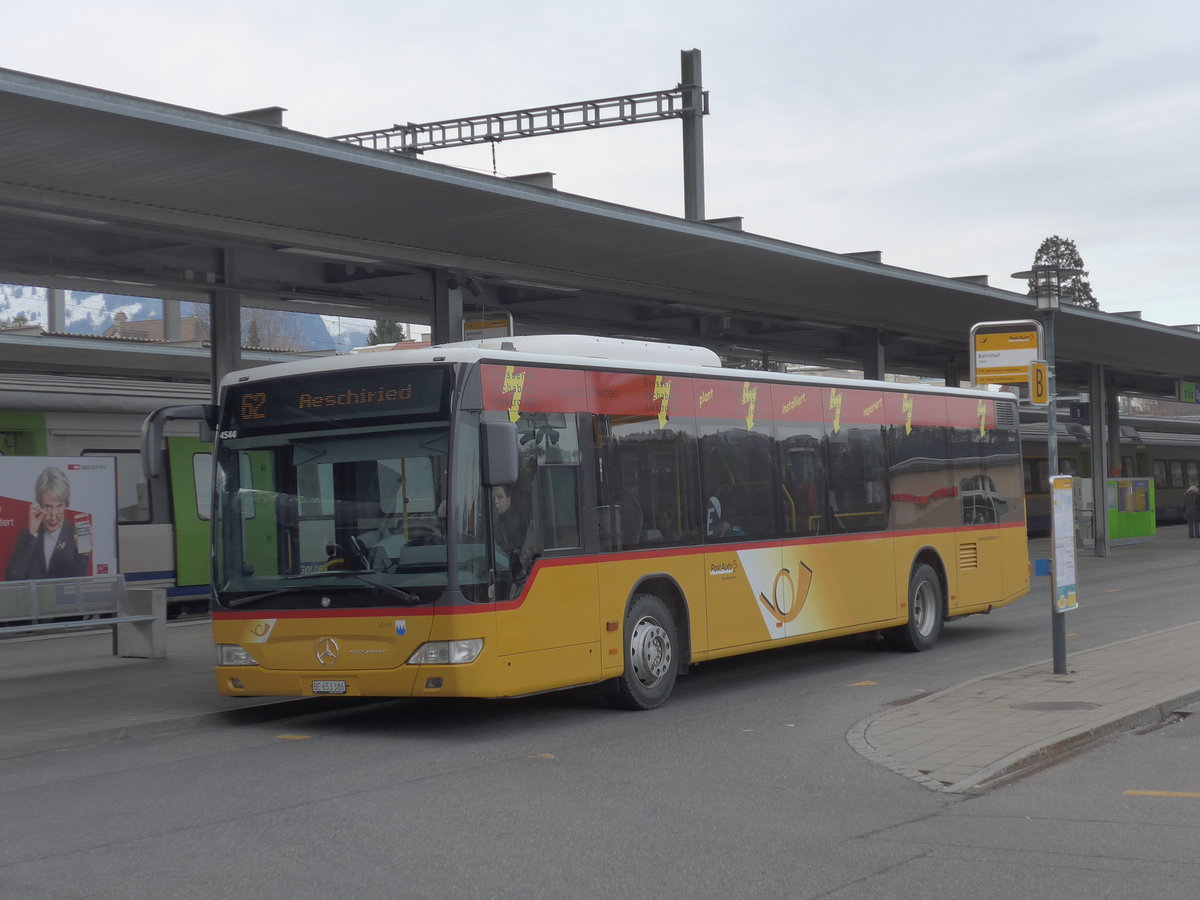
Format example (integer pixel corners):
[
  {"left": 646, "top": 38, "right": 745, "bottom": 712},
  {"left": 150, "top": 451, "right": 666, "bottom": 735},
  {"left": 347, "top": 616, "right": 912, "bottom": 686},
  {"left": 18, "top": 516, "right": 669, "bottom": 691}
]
[
  {"left": 535, "top": 414, "right": 581, "bottom": 551},
  {"left": 600, "top": 411, "right": 700, "bottom": 550},
  {"left": 826, "top": 427, "right": 888, "bottom": 533}
]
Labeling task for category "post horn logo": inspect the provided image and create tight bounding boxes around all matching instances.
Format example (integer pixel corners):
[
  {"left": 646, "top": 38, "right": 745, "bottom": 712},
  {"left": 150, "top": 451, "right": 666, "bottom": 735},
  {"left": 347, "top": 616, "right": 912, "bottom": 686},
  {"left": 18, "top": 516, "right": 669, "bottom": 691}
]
[{"left": 757, "top": 562, "right": 814, "bottom": 625}]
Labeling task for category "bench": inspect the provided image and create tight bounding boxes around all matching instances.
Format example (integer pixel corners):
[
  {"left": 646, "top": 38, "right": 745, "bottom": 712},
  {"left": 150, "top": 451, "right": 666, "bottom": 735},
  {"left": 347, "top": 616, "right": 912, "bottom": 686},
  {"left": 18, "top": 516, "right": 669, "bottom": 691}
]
[{"left": 0, "top": 575, "right": 166, "bottom": 658}]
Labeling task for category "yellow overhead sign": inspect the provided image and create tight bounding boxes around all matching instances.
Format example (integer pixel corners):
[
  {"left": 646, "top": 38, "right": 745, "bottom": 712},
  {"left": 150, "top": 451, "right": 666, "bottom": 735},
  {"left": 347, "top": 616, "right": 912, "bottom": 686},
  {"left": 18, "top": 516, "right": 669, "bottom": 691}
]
[
  {"left": 463, "top": 315, "right": 514, "bottom": 340},
  {"left": 970, "top": 320, "right": 1043, "bottom": 385}
]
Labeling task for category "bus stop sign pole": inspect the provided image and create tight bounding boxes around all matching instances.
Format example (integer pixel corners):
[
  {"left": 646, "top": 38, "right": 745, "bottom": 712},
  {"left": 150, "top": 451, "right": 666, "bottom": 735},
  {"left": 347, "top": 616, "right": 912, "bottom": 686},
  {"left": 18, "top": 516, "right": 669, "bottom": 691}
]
[{"left": 1049, "top": 475, "right": 1078, "bottom": 674}]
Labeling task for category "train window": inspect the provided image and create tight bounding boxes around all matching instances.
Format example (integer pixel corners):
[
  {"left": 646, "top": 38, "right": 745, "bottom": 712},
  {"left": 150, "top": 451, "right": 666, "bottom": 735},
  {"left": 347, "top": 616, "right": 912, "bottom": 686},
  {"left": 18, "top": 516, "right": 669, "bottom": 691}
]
[
  {"left": 85, "top": 450, "right": 150, "bottom": 524},
  {"left": 193, "top": 453, "right": 213, "bottom": 521},
  {"left": 1170, "top": 460, "right": 1185, "bottom": 488},
  {"left": 1121, "top": 456, "right": 1133, "bottom": 477},
  {"left": 1059, "top": 457, "right": 1077, "bottom": 477},
  {"left": 1153, "top": 460, "right": 1168, "bottom": 489},
  {"left": 1188, "top": 461, "right": 1199, "bottom": 487},
  {"left": 1023, "top": 459, "right": 1048, "bottom": 494}
]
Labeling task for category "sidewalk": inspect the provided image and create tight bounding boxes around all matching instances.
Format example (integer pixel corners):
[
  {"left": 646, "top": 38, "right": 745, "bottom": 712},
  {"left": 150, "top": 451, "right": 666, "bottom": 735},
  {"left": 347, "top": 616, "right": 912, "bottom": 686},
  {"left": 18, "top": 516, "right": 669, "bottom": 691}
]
[
  {"left": 0, "top": 620, "right": 316, "bottom": 760},
  {"left": 849, "top": 526, "right": 1200, "bottom": 792},
  {"left": 4, "top": 528, "right": 1200, "bottom": 775}
]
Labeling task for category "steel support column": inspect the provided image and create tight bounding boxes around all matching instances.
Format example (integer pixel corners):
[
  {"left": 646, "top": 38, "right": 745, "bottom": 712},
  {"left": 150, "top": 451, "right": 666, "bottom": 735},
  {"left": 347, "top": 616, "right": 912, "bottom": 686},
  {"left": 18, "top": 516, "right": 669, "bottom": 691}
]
[
  {"left": 46, "top": 287, "right": 65, "bottom": 333},
  {"left": 163, "top": 298, "right": 181, "bottom": 342},
  {"left": 1088, "top": 363, "right": 1110, "bottom": 557},
  {"left": 860, "top": 327, "right": 885, "bottom": 381},
  {"left": 680, "top": 49, "right": 705, "bottom": 221},
  {"left": 431, "top": 270, "right": 464, "bottom": 346},
  {"left": 209, "top": 250, "right": 242, "bottom": 403}
]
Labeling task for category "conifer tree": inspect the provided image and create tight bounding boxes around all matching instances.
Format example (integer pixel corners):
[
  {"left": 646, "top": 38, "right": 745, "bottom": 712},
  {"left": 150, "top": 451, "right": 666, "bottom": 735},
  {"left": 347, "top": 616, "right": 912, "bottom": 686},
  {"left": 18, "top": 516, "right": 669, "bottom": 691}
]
[
  {"left": 368, "top": 319, "right": 407, "bottom": 345},
  {"left": 1029, "top": 235, "right": 1098, "bottom": 310}
]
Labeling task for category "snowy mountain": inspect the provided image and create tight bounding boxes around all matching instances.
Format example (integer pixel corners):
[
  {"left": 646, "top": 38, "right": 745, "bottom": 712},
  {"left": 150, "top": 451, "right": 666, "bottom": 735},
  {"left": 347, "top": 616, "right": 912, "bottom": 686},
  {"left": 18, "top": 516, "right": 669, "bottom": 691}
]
[{"left": 0, "top": 284, "right": 378, "bottom": 353}]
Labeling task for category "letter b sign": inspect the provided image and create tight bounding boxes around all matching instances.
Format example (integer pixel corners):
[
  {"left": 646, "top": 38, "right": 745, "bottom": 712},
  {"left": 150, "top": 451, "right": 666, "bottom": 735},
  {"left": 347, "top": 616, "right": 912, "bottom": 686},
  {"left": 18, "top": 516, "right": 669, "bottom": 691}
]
[{"left": 1029, "top": 361, "right": 1049, "bottom": 406}]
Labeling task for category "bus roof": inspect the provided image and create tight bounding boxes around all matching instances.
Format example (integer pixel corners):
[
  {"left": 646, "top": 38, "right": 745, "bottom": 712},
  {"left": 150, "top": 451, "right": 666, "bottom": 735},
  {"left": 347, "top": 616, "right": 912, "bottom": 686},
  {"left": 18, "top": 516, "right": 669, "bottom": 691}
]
[{"left": 221, "top": 334, "right": 1010, "bottom": 402}]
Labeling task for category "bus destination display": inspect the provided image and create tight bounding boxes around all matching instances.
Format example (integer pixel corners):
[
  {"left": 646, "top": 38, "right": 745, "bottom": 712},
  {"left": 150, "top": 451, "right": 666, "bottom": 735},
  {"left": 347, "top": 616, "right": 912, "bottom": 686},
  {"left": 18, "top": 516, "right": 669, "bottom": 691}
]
[{"left": 222, "top": 366, "right": 449, "bottom": 434}]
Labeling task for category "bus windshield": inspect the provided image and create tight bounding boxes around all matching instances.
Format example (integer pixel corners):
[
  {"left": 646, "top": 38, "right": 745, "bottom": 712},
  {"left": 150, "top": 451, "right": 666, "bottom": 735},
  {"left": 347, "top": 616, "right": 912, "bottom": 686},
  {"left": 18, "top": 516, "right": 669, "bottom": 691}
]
[{"left": 212, "top": 420, "right": 488, "bottom": 609}]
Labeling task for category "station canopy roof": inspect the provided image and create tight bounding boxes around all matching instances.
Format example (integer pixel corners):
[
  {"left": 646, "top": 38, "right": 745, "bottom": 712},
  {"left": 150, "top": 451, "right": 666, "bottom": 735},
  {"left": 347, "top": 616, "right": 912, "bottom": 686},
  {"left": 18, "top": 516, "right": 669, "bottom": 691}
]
[{"left": 1, "top": 66, "right": 1197, "bottom": 397}]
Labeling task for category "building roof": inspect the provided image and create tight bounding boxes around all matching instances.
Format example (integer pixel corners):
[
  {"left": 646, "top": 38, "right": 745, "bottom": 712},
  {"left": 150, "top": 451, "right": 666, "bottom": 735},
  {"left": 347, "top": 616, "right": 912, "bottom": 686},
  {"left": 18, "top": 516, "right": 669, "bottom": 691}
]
[{"left": 1, "top": 66, "right": 1197, "bottom": 397}]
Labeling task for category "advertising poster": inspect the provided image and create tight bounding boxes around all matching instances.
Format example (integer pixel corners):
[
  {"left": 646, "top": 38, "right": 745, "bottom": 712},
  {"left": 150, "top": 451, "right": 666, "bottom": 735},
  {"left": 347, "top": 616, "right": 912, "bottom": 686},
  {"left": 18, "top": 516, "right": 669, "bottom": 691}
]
[{"left": 0, "top": 457, "right": 118, "bottom": 583}]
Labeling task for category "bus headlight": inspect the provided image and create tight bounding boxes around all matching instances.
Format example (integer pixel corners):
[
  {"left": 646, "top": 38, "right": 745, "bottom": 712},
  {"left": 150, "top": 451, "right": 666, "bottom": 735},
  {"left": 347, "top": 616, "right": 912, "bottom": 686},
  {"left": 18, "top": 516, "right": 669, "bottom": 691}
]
[
  {"left": 217, "top": 644, "right": 260, "bottom": 666},
  {"left": 407, "top": 639, "right": 483, "bottom": 665}
]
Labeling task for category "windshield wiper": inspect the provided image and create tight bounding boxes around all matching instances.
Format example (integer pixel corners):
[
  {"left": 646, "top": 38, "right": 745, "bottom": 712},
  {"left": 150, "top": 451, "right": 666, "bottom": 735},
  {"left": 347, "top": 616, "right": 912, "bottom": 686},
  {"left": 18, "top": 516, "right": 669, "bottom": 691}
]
[
  {"left": 225, "top": 587, "right": 308, "bottom": 609},
  {"left": 225, "top": 572, "right": 424, "bottom": 609},
  {"left": 328, "top": 571, "right": 424, "bottom": 604}
]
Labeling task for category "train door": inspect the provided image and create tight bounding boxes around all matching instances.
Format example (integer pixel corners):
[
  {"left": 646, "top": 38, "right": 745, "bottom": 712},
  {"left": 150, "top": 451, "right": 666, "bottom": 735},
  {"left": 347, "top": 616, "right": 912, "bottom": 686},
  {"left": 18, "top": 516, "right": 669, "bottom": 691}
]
[
  {"left": 166, "top": 436, "right": 213, "bottom": 595},
  {"left": 0, "top": 411, "right": 47, "bottom": 456}
]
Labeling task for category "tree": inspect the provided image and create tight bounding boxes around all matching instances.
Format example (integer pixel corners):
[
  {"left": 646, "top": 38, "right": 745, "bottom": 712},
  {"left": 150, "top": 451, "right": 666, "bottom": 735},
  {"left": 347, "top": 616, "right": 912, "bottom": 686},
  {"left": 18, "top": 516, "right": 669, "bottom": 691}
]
[
  {"left": 368, "top": 319, "right": 407, "bottom": 345},
  {"left": 245, "top": 315, "right": 262, "bottom": 349},
  {"left": 1028, "top": 235, "right": 1098, "bottom": 310}
]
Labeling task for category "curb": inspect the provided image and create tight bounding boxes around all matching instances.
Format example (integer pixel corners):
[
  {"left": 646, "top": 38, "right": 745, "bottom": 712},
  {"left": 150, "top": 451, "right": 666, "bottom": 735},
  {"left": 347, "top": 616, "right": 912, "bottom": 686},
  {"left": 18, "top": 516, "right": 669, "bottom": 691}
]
[
  {"left": 0, "top": 696, "right": 385, "bottom": 762},
  {"left": 944, "top": 688, "right": 1200, "bottom": 793},
  {"left": 847, "top": 621, "right": 1200, "bottom": 793}
]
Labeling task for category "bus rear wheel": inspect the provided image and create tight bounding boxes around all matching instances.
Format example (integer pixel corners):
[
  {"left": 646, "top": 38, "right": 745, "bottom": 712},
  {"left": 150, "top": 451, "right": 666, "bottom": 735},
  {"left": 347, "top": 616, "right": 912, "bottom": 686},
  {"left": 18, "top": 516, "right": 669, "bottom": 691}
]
[
  {"left": 609, "top": 593, "right": 678, "bottom": 710},
  {"left": 885, "top": 562, "right": 944, "bottom": 652}
]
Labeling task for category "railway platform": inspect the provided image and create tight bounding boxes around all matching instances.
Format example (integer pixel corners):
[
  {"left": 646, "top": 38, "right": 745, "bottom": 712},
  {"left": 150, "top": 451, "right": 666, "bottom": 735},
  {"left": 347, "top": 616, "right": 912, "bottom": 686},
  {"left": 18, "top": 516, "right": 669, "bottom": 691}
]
[{"left": 3, "top": 527, "right": 1200, "bottom": 783}]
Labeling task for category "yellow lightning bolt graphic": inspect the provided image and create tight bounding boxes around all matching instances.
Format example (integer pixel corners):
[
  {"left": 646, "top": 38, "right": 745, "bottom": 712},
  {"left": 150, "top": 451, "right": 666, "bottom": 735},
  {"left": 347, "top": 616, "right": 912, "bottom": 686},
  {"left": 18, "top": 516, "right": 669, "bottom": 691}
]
[
  {"left": 653, "top": 376, "right": 671, "bottom": 428},
  {"left": 977, "top": 399, "right": 987, "bottom": 437},
  {"left": 742, "top": 382, "right": 757, "bottom": 430},
  {"left": 501, "top": 365, "right": 525, "bottom": 423},
  {"left": 829, "top": 388, "right": 842, "bottom": 433},
  {"left": 902, "top": 394, "right": 913, "bottom": 435}
]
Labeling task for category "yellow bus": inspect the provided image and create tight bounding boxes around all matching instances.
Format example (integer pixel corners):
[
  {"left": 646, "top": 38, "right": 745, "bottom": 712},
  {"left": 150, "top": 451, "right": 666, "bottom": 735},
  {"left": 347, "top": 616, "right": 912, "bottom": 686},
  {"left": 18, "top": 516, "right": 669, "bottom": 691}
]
[{"left": 193, "top": 335, "right": 1028, "bottom": 709}]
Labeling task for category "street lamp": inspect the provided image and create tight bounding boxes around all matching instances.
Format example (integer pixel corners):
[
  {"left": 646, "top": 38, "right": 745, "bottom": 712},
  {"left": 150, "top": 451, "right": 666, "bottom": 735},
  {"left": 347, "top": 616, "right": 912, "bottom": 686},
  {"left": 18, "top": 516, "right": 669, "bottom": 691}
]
[{"left": 1011, "top": 264, "right": 1080, "bottom": 675}]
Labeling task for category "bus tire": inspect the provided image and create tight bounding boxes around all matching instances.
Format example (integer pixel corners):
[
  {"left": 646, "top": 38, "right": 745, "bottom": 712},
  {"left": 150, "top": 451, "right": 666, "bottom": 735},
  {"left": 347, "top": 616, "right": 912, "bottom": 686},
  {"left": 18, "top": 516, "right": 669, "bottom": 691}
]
[
  {"left": 610, "top": 593, "right": 678, "bottom": 710},
  {"left": 885, "top": 562, "right": 943, "bottom": 652}
]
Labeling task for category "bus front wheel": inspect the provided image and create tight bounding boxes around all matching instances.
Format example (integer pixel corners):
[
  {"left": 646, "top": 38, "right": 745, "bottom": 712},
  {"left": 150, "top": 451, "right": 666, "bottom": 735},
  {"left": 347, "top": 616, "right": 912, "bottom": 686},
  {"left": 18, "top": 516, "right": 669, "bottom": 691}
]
[
  {"left": 610, "top": 593, "right": 678, "bottom": 710},
  {"left": 885, "top": 563, "right": 944, "bottom": 652}
]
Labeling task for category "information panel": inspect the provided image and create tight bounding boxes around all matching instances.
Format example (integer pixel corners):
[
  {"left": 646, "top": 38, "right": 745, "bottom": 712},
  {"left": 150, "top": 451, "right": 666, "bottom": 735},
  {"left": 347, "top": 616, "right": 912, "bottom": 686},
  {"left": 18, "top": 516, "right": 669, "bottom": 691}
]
[{"left": 1050, "top": 475, "right": 1078, "bottom": 612}]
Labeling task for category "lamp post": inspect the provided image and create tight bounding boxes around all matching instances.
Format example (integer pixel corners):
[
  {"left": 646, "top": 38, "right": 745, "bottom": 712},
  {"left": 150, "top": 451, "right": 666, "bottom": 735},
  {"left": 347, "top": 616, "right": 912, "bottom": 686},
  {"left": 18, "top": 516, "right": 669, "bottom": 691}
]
[{"left": 1012, "top": 264, "right": 1080, "bottom": 674}]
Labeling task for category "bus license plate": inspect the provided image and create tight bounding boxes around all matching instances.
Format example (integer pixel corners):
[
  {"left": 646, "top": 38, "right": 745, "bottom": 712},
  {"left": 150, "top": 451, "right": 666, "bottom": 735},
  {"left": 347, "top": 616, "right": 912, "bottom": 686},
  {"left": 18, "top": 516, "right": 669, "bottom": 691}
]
[{"left": 312, "top": 680, "right": 347, "bottom": 695}]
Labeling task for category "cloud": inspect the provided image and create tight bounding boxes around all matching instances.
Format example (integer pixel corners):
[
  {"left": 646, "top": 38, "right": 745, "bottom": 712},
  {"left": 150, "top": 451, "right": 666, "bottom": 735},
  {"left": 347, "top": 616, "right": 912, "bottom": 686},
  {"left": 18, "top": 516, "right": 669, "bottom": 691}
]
[{"left": 3, "top": 0, "right": 1198, "bottom": 323}]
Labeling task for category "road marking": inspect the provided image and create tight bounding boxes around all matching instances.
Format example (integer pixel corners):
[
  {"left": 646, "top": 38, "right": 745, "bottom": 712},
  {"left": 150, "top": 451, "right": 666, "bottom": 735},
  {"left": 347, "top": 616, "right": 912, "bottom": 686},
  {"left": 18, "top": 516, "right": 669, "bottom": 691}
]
[
  {"left": 1124, "top": 790, "right": 1200, "bottom": 798},
  {"left": 848, "top": 681, "right": 877, "bottom": 686},
  {"left": 529, "top": 752, "right": 556, "bottom": 760},
  {"left": 277, "top": 734, "right": 311, "bottom": 741}
]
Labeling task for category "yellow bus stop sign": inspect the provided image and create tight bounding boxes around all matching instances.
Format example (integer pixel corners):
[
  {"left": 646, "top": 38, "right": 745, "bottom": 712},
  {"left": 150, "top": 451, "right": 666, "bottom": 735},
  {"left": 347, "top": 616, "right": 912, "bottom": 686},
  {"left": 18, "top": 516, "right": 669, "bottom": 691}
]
[
  {"left": 970, "top": 319, "right": 1044, "bottom": 385},
  {"left": 1029, "top": 360, "right": 1049, "bottom": 405}
]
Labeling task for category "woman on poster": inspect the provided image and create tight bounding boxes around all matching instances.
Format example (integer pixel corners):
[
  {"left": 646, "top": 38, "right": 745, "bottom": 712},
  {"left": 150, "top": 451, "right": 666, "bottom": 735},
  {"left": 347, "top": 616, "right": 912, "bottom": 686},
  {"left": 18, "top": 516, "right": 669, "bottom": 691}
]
[{"left": 4, "top": 466, "right": 90, "bottom": 581}]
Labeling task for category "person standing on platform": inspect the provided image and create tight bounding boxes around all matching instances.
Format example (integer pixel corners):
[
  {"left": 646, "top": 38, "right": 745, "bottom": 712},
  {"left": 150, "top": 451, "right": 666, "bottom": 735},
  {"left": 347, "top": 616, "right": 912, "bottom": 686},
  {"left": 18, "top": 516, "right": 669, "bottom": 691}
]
[{"left": 1184, "top": 485, "right": 1200, "bottom": 538}]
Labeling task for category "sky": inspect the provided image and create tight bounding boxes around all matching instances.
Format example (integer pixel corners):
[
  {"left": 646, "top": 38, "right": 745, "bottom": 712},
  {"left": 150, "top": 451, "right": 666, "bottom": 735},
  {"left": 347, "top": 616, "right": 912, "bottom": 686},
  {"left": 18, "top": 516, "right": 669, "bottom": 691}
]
[{"left": 4, "top": 0, "right": 1199, "bottom": 326}]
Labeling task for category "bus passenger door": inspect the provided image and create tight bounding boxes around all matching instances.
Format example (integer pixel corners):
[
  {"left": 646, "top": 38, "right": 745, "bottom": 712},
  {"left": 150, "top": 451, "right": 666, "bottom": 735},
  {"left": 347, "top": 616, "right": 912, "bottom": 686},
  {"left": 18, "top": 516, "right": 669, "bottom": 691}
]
[
  {"left": 955, "top": 472, "right": 1001, "bottom": 609},
  {"left": 949, "top": 398, "right": 1002, "bottom": 610}
]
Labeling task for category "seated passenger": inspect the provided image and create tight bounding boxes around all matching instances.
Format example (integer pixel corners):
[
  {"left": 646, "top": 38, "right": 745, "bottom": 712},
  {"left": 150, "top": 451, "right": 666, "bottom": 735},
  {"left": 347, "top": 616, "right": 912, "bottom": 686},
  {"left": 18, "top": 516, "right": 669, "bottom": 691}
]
[{"left": 707, "top": 497, "right": 746, "bottom": 539}]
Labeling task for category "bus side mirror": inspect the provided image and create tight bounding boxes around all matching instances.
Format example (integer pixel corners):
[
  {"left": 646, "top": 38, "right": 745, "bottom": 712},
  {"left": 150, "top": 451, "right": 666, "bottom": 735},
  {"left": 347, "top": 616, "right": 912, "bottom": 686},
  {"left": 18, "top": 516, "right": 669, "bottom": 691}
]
[
  {"left": 141, "top": 404, "right": 217, "bottom": 479},
  {"left": 482, "top": 420, "right": 519, "bottom": 486}
]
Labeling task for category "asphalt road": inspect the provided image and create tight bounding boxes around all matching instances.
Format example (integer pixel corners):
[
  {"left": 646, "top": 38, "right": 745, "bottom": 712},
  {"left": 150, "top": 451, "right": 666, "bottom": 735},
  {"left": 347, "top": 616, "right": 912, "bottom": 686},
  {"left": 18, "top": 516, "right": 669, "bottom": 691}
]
[{"left": 3, "top": 559, "right": 1198, "bottom": 899}]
